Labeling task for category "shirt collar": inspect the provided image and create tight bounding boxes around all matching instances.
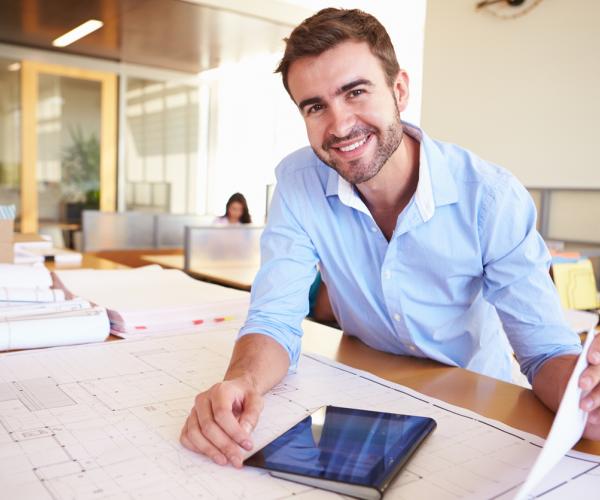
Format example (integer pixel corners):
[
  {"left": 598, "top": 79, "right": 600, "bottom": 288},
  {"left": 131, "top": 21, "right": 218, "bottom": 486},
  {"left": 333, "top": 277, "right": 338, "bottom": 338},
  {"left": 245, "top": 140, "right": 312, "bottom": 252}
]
[{"left": 324, "top": 122, "right": 458, "bottom": 222}]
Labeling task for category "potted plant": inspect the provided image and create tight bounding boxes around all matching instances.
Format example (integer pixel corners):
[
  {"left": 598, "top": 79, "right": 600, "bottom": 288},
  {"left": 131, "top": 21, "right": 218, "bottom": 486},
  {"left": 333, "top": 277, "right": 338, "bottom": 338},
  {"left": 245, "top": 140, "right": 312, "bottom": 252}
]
[{"left": 61, "top": 127, "right": 100, "bottom": 223}]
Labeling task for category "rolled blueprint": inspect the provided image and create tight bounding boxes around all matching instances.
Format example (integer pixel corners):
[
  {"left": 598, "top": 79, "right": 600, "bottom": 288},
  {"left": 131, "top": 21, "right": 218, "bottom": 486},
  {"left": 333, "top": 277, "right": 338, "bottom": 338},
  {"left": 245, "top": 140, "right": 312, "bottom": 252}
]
[
  {"left": 0, "top": 306, "right": 110, "bottom": 350},
  {"left": 0, "top": 287, "right": 65, "bottom": 304},
  {"left": 0, "top": 263, "right": 52, "bottom": 288}
]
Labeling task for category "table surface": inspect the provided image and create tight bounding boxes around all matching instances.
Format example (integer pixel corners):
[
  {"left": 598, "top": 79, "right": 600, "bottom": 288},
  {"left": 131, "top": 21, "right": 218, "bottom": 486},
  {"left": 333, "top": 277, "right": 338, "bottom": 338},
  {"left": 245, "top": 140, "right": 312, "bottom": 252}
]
[
  {"left": 141, "top": 254, "right": 258, "bottom": 291},
  {"left": 44, "top": 251, "right": 600, "bottom": 456}
]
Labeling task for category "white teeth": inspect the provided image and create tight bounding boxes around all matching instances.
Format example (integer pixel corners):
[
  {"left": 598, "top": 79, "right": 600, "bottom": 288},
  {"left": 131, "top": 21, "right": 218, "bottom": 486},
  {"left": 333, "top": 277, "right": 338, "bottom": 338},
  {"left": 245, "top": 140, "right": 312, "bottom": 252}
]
[{"left": 339, "top": 136, "right": 367, "bottom": 152}]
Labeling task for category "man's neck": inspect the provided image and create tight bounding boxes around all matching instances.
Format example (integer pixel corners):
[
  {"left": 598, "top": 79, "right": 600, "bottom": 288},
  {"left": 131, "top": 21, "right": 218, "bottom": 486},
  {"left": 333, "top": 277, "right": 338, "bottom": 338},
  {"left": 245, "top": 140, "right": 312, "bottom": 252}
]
[{"left": 356, "top": 133, "right": 420, "bottom": 240}]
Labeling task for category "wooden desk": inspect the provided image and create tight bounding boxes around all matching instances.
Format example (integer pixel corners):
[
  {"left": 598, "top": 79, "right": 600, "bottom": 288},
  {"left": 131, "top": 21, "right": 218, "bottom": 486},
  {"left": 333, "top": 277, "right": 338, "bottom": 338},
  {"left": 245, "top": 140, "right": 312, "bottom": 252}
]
[
  {"left": 141, "top": 254, "right": 258, "bottom": 291},
  {"left": 141, "top": 254, "right": 184, "bottom": 269},
  {"left": 44, "top": 253, "right": 600, "bottom": 456},
  {"left": 46, "top": 253, "right": 127, "bottom": 271},
  {"left": 82, "top": 250, "right": 255, "bottom": 291},
  {"left": 302, "top": 329, "right": 600, "bottom": 456}
]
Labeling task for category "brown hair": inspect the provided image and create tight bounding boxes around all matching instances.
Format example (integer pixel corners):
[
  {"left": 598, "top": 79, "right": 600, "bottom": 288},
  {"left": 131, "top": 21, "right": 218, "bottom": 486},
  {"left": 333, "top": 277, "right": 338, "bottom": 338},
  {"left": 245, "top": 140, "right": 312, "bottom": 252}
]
[
  {"left": 275, "top": 8, "right": 400, "bottom": 97},
  {"left": 224, "top": 192, "right": 252, "bottom": 224}
]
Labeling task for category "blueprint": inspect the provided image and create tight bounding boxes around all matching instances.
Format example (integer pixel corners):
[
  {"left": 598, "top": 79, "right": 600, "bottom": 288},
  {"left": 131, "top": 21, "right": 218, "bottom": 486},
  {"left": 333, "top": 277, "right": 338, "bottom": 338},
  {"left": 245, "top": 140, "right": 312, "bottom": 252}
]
[{"left": 0, "top": 327, "right": 599, "bottom": 499}]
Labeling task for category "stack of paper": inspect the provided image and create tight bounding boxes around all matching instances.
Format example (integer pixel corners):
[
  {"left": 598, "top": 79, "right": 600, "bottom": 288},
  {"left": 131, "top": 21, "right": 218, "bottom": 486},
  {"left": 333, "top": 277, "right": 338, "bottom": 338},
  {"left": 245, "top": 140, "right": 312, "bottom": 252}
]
[
  {"left": 0, "top": 263, "right": 110, "bottom": 350},
  {"left": 52, "top": 265, "right": 250, "bottom": 337},
  {"left": 0, "top": 262, "right": 60, "bottom": 306},
  {"left": 13, "top": 234, "right": 83, "bottom": 264}
]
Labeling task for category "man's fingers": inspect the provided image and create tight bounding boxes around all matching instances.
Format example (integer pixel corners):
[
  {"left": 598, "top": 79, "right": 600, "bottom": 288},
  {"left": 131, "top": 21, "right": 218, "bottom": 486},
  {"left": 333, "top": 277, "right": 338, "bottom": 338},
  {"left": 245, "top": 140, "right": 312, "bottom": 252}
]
[
  {"left": 196, "top": 396, "right": 247, "bottom": 468},
  {"left": 587, "top": 407, "right": 600, "bottom": 425},
  {"left": 178, "top": 380, "right": 266, "bottom": 467},
  {"left": 181, "top": 413, "right": 228, "bottom": 465},
  {"left": 580, "top": 363, "right": 600, "bottom": 411},
  {"left": 237, "top": 390, "right": 264, "bottom": 448},
  {"left": 587, "top": 335, "right": 600, "bottom": 365}
]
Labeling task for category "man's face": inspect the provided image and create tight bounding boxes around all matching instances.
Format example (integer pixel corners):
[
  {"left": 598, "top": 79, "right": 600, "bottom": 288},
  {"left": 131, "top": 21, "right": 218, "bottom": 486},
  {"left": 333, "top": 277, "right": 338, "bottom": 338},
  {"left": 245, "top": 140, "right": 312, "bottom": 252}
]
[{"left": 287, "top": 41, "right": 408, "bottom": 185}]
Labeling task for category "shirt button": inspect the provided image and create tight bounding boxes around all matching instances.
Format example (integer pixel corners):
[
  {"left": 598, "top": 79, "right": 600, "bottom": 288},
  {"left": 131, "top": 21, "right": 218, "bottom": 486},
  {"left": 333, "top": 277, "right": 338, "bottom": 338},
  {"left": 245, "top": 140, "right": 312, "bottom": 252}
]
[
  {"left": 383, "top": 270, "right": 391, "bottom": 280},
  {"left": 370, "top": 226, "right": 377, "bottom": 232},
  {"left": 408, "top": 344, "right": 417, "bottom": 353},
  {"left": 393, "top": 313, "right": 401, "bottom": 322}
]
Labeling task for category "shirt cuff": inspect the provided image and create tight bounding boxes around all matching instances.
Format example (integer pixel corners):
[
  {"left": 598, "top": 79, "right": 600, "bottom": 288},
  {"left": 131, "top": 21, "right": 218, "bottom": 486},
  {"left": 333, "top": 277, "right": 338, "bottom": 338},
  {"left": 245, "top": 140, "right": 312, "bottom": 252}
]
[
  {"left": 237, "top": 323, "right": 302, "bottom": 372},
  {"left": 523, "top": 346, "right": 583, "bottom": 385}
]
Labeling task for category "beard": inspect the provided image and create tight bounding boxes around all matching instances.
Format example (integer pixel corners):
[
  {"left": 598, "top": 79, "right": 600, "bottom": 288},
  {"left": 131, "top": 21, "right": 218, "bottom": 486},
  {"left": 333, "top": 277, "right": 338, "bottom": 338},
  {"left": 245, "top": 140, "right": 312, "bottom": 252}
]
[{"left": 314, "top": 106, "right": 403, "bottom": 185}]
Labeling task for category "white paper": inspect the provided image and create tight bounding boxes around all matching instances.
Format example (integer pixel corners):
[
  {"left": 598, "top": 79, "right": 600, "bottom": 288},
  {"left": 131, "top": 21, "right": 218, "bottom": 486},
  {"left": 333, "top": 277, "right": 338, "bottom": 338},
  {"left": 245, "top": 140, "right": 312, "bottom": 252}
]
[
  {"left": 53, "top": 266, "right": 250, "bottom": 335},
  {"left": 0, "top": 263, "right": 52, "bottom": 288},
  {"left": 0, "top": 287, "right": 65, "bottom": 304},
  {"left": 13, "top": 250, "right": 44, "bottom": 264},
  {"left": 564, "top": 308, "right": 599, "bottom": 334},
  {"left": 0, "top": 298, "right": 91, "bottom": 319},
  {"left": 15, "top": 246, "right": 83, "bottom": 263},
  {"left": 514, "top": 330, "right": 596, "bottom": 500},
  {"left": 1, "top": 327, "right": 598, "bottom": 499}
]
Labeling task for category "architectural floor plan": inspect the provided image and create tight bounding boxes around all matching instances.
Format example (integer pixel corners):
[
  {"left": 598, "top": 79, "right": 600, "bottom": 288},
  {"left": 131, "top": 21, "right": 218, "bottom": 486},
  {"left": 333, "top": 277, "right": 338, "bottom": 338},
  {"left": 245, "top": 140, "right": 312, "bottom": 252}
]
[{"left": 0, "top": 328, "right": 598, "bottom": 499}]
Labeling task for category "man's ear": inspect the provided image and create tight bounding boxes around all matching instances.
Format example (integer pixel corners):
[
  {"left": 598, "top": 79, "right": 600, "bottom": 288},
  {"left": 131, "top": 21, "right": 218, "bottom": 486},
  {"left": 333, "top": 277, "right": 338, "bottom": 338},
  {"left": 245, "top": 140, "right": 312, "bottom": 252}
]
[{"left": 393, "top": 69, "right": 410, "bottom": 113}]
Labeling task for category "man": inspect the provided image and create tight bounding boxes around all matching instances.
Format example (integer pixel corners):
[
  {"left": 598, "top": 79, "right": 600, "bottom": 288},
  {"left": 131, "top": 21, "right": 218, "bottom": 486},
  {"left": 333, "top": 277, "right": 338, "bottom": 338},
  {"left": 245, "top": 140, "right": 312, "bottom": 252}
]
[{"left": 181, "top": 8, "right": 600, "bottom": 467}]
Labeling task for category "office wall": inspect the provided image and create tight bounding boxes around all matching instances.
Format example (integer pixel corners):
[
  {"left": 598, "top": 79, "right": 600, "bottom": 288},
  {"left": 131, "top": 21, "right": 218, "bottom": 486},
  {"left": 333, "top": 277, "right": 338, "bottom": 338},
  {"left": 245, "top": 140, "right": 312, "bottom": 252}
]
[{"left": 421, "top": 0, "right": 600, "bottom": 189}]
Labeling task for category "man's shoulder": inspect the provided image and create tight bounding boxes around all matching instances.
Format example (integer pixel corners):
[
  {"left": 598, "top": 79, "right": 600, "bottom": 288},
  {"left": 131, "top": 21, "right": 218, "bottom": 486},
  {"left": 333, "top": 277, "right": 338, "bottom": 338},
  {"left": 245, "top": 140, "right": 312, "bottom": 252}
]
[
  {"left": 431, "top": 136, "right": 517, "bottom": 190},
  {"left": 428, "top": 136, "right": 530, "bottom": 217}
]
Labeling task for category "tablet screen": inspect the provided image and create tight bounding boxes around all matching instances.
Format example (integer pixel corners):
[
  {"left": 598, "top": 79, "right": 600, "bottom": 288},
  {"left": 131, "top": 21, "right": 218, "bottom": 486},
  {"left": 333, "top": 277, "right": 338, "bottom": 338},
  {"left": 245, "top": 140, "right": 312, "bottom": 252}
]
[{"left": 245, "top": 405, "right": 435, "bottom": 487}]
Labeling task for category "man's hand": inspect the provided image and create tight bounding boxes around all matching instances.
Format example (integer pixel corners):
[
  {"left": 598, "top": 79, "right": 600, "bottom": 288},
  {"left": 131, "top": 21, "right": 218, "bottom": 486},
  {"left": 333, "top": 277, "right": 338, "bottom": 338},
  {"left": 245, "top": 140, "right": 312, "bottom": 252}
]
[
  {"left": 579, "top": 333, "right": 600, "bottom": 440},
  {"left": 180, "top": 377, "right": 264, "bottom": 468},
  {"left": 179, "top": 334, "right": 290, "bottom": 465}
]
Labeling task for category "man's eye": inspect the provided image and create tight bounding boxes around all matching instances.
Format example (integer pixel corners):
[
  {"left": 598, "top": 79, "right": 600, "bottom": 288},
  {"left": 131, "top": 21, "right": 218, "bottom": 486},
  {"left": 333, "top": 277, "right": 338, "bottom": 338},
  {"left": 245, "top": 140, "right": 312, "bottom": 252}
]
[
  {"left": 307, "top": 104, "right": 324, "bottom": 114},
  {"left": 349, "top": 89, "right": 365, "bottom": 98}
]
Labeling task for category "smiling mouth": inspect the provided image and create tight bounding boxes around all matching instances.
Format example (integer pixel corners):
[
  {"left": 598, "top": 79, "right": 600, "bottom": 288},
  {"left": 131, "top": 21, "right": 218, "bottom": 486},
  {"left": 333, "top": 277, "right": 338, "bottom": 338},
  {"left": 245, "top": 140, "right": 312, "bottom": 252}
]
[{"left": 337, "top": 136, "right": 369, "bottom": 152}]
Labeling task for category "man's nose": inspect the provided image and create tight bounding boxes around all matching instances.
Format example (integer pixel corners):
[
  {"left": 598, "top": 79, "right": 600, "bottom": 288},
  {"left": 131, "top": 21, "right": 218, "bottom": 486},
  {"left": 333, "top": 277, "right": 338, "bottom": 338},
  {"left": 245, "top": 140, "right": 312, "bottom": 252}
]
[{"left": 327, "top": 102, "right": 356, "bottom": 140}]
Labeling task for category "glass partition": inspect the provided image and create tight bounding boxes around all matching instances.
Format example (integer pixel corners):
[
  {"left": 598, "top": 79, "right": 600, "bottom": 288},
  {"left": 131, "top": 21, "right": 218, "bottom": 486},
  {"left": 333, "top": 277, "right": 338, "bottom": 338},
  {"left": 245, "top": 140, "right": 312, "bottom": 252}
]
[
  {"left": 184, "top": 225, "right": 263, "bottom": 270},
  {"left": 81, "top": 210, "right": 155, "bottom": 252}
]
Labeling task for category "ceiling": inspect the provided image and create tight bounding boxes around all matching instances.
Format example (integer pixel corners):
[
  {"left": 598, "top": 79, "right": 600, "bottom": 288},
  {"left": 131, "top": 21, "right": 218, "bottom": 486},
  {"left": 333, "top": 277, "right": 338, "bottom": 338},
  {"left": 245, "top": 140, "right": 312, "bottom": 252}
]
[{"left": 0, "top": 0, "right": 293, "bottom": 73}]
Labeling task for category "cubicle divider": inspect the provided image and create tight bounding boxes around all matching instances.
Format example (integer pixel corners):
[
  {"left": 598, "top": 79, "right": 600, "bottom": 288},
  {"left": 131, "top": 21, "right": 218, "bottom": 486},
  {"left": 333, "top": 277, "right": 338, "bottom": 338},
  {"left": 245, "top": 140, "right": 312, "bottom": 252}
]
[
  {"left": 82, "top": 210, "right": 212, "bottom": 251},
  {"left": 526, "top": 188, "right": 600, "bottom": 288},
  {"left": 526, "top": 188, "right": 600, "bottom": 245},
  {"left": 184, "top": 225, "right": 263, "bottom": 273}
]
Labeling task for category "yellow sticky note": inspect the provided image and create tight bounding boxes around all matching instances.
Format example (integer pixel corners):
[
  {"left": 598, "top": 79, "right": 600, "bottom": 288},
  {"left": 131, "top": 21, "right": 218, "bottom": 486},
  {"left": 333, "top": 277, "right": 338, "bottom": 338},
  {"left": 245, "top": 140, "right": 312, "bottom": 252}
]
[{"left": 552, "top": 260, "right": 599, "bottom": 310}]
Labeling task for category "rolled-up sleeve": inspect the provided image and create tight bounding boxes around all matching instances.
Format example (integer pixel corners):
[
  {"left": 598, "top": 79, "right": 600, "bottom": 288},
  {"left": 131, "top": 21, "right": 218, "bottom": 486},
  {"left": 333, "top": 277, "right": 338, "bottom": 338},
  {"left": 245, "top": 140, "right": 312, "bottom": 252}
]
[
  {"left": 480, "top": 174, "right": 582, "bottom": 384},
  {"left": 238, "top": 167, "right": 319, "bottom": 370}
]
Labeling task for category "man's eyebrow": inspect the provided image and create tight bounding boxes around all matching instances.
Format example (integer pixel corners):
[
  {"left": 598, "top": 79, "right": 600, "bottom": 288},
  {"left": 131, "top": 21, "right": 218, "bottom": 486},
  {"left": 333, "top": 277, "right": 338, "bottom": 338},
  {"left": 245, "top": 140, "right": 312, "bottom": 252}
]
[
  {"left": 297, "top": 79, "right": 374, "bottom": 112},
  {"left": 298, "top": 96, "right": 323, "bottom": 112},
  {"left": 337, "top": 78, "right": 374, "bottom": 95}
]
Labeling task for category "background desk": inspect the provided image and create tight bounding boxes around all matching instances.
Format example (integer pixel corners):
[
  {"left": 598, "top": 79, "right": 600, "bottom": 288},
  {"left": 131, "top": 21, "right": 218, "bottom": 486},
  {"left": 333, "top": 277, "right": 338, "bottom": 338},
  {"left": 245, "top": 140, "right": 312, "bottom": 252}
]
[
  {"left": 141, "top": 253, "right": 257, "bottom": 291},
  {"left": 45, "top": 252, "right": 600, "bottom": 456},
  {"left": 46, "top": 253, "right": 127, "bottom": 271}
]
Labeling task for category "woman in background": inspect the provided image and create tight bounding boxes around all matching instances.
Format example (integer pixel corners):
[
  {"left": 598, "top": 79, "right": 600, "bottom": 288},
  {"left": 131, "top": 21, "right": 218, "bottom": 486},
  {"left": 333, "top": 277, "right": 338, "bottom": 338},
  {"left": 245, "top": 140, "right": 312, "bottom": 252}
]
[{"left": 215, "top": 193, "right": 252, "bottom": 225}]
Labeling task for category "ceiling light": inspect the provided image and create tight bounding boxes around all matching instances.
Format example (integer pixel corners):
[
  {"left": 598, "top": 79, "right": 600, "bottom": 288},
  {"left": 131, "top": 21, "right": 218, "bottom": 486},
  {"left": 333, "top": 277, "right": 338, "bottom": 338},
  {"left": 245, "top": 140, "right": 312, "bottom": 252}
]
[
  {"left": 52, "top": 19, "right": 103, "bottom": 48},
  {"left": 7, "top": 62, "right": 21, "bottom": 71}
]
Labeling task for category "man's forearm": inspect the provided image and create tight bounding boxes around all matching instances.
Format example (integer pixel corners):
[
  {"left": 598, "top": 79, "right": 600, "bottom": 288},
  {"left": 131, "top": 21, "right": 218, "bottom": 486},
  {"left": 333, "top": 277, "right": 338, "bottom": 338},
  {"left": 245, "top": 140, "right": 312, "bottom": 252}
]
[
  {"left": 224, "top": 334, "right": 291, "bottom": 394},
  {"left": 532, "top": 354, "right": 578, "bottom": 412}
]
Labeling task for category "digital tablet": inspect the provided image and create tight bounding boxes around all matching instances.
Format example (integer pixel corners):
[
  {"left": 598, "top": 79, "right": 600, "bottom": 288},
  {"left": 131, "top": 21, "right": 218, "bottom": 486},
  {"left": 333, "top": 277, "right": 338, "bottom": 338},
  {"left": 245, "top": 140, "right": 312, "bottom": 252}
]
[{"left": 244, "top": 405, "right": 436, "bottom": 500}]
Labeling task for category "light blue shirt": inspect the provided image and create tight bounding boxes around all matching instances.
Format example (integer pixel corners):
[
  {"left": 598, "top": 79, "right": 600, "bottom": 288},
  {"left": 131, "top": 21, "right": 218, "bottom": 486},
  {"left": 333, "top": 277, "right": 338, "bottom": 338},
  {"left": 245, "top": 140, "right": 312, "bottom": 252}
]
[{"left": 239, "top": 124, "right": 582, "bottom": 383}]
